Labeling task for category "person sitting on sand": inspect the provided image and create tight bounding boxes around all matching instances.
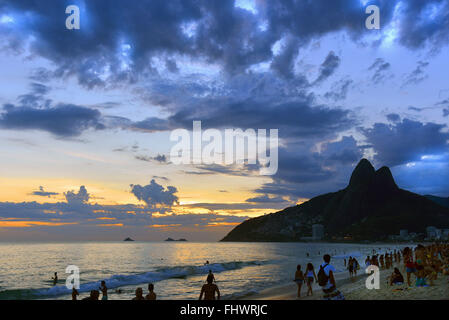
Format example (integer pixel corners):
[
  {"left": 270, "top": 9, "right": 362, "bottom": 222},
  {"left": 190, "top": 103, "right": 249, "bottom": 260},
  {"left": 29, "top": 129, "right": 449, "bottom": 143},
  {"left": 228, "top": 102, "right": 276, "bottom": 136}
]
[
  {"left": 52, "top": 272, "right": 58, "bottom": 286},
  {"left": 72, "top": 287, "right": 79, "bottom": 300},
  {"left": 318, "top": 254, "right": 345, "bottom": 300},
  {"left": 305, "top": 263, "right": 317, "bottom": 296},
  {"left": 145, "top": 283, "right": 156, "bottom": 300},
  {"left": 294, "top": 264, "right": 305, "bottom": 298},
  {"left": 99, "top": 280, "right": 108, "bottom": 300},
  {"left": 199, "top": 274, "right": 220, "bottom": 300},
  {"left": 389, "top": 268, "right": 404, "bottom": 286},
  {"left": 82, "top": 290, "right": 100, "bottom": 300},
  {"left": 132, "top": 287, "right": 145, "bottom": 300}
]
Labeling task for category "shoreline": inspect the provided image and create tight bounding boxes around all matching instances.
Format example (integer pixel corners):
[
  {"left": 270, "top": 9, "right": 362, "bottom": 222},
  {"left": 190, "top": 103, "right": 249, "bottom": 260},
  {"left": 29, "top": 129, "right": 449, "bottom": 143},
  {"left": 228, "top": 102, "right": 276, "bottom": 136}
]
[{"left": 240, "top": 262, "right": 449, "bottom": 300}]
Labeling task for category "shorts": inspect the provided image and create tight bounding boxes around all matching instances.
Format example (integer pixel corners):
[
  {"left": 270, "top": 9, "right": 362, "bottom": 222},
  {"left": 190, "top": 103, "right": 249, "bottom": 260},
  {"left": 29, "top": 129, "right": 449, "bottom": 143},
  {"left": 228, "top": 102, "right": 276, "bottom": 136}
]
[
  {"left": 295, "top": 279, "right": 304, "bottom": 284},
  {"left": 406, "top": 267, "right": 416, "bottom": 273}
]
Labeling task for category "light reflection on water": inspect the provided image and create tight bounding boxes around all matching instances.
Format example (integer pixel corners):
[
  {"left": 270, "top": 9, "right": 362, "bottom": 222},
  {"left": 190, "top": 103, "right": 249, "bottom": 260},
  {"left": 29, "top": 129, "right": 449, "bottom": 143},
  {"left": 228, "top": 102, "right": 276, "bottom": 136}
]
[{"left": 0, "top": 242, "right": 406, "bottom": 300}]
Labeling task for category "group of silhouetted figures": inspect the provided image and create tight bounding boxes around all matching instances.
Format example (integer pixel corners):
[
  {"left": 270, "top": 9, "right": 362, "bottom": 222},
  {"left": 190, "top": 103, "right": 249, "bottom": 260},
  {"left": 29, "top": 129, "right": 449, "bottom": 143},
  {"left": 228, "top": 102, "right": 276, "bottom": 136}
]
[
  {"left": 53, "top": 267, "right": 220, "bottom": 300},
  {"left": 69, "top": 282, "right": 157, "bottom": 301}
]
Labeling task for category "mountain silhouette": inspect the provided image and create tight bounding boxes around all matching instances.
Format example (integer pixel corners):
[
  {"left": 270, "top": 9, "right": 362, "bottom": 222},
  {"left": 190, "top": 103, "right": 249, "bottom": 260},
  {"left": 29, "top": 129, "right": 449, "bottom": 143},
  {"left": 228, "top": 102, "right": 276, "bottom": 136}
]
[
  {"left": 425, "top": 195, "right": 449, "bottom": 208},
  {"left": 221, "top": 159, "right": 449, "bottom": 241}
]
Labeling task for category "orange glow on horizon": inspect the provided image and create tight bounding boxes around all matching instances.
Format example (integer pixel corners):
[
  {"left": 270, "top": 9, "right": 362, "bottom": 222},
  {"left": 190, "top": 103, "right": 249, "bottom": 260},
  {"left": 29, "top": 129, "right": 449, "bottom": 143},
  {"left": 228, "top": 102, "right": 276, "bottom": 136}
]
[{"left": 0, "top": 220, "right": 78, "bottom": 228}]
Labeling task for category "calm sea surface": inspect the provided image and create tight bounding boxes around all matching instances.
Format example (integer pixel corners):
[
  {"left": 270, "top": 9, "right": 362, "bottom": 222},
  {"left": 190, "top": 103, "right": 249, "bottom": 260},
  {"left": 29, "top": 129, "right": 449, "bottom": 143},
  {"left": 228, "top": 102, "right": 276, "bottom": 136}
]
[{"left": 0, "top": 242, "right": 407, "bottom": 300}]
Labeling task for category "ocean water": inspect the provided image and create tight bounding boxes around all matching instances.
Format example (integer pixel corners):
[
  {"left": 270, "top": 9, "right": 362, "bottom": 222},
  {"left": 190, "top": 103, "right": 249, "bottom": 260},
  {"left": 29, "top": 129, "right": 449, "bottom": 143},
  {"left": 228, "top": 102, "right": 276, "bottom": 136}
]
[{"left": 0, "top": 242, "right": 407, "bottom": 300}]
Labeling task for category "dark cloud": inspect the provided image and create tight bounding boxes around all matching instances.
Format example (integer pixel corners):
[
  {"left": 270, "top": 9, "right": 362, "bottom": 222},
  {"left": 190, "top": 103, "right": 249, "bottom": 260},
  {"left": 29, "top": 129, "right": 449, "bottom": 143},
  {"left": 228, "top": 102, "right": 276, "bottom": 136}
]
[
  {"left": 245, "top": 195, "right": 287, "bottom": 204},
  {"left": 165, "top": 58, "right": 179, "bottom": 73},
  {"left": 324, "top": 78, "right": 353, "bottom": 101},
  {"left": 444, "top": 109, "right": 449, "bottom": 117},
  {"left": 130, "top": 95, "right": 356, "bottom": 141},
  {"left": 185, "top": 164, "right": 255, "bottom": 177},
  {"left": 64, "top": 186, "right": 90, "bottom": 205},
  {"left": 31, "top": 186, "right": 59, "bottom": 197},
  {"left": 17, "top": 82, "right": 52, "bottom": 108},
  {"left": 183, "top": 201, "right": 288, "bottom": 211},
  {"left": 313, "top": 51, "right": 340, "bottom": 85},
  {"left": 408, "top": 106, "right": 423, "bottom": 112},
  {"left": 130, "top": 179, "right": 179, "bottom": 211},
  {"left": 0, "top": 199, "right": 249, "bottom": 230},
  {"left": 270, "top": 36, "right": 300, "bottom": 79},
  {"left": 153, "top": 154, "right": 167, "bottom": 163},
  {"left": 252, "top": 136, "right": 363, "bottom": 200},
  {"left": 362, "top": 118, "right": 449, "bottom": 167},
  {"left": 368, "top": 58, "right": 391, "bottom": 84},
  {"left": 1, "top": 0, "right": 446, "bottom": 88},
  {"left": 135, "top": 154, "right": 167, "bottom": 163},
  {"left": 402, "top": 60, "right": 429, "bottom": 87},
  {"left": 0, "top": 103, "right": 105, "bottom": 137},
  {"left": 386, "top": 113, "right": 401, "bottom": 122},
  {"left": 396, "top": 0, "right": 449, "bottom": 50}
]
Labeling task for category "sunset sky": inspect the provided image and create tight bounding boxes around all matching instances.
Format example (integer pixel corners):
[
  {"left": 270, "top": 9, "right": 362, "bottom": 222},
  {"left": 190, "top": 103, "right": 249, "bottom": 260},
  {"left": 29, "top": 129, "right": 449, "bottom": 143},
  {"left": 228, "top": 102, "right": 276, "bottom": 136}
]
[{"left": 0, "top": 0, "right": 448, "bottom": 241}]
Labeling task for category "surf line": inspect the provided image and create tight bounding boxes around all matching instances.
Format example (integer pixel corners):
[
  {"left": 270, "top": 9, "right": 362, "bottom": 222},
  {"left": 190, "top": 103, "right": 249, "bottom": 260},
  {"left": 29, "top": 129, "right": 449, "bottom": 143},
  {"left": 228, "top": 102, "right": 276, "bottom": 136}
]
[{"left": 180, "top": 304, "right": 214, "bottom": 318}]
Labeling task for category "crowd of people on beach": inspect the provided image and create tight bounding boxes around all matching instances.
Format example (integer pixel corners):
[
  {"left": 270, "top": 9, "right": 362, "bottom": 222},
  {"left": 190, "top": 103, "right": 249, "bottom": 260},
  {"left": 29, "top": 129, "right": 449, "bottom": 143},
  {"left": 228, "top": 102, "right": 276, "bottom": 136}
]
[
  {"left": 70, "top": 281, "right": 158, "bottom": 301},
  {"left": 361, "top": 243, "right": 449, "bottom": 288},
  {"left": 401, "top": 243, "right": 449, "bottom": 287},
  {"left": 54, "top": 243, "right": 449, "bottom": 300},
  {"left": 292, "top": 243, "right": 449, "bottom": 300}
]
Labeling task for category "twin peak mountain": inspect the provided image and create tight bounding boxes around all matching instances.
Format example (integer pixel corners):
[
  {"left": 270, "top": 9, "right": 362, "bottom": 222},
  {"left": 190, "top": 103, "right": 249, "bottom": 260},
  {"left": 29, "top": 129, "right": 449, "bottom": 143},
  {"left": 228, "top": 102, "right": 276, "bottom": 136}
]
[{"left": 221, "top": 159, "right": 449, "bottom": 241}]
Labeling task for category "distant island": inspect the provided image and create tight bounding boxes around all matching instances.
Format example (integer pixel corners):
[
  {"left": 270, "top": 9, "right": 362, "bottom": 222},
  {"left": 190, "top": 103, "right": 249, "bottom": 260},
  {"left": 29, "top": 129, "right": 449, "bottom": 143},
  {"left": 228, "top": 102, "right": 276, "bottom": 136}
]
[
  {"left": 123, "top": 237, "right": 134, "bottom": 241},
  {"left": 165, "top": 238, "right": 187, "bottom": 241},
  {"left": 221, "top": 158, "right": 449, "bottom": 242}
]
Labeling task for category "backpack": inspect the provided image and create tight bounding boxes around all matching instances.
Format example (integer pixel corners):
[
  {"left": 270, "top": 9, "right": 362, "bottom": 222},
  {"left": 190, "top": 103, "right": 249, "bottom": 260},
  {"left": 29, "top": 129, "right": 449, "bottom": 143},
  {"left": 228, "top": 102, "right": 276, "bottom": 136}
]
[{"left": 317, "top": 263, "right": 329, "bottom": 286}]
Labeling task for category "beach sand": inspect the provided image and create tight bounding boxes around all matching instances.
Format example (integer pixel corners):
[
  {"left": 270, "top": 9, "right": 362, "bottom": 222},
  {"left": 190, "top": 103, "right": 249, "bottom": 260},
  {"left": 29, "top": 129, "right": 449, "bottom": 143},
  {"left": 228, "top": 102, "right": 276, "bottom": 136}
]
[{"left": 242, "top": 263, "right": 449, "bottom": 300}]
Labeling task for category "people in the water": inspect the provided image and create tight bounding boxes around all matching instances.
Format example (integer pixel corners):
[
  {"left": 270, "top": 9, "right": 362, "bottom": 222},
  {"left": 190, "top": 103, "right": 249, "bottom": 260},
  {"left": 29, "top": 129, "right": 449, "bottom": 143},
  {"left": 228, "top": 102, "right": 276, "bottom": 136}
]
[
  {"left": 132, "top": 287, "right": 145, "bottom": 300},
  {"left": 99, "top": 280, "right": 108, "bottom": 300},
  {"left": 82, "top": 290, "right": 100, "bottom": 300},
  {"left": 145, "top": 283, "right": 156, "bottom": 300},
  {"left": 52, "top": 272, "right": 58, "bottom": 285},
  {"left": 199, "top": 273, "right": 220, "bottom": 300},
  {"left": 207, "top": 270, "right": 216, "bottom": 283},
  {"left": 71, "top": 287, "right": 79, "bottom": 300}
]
